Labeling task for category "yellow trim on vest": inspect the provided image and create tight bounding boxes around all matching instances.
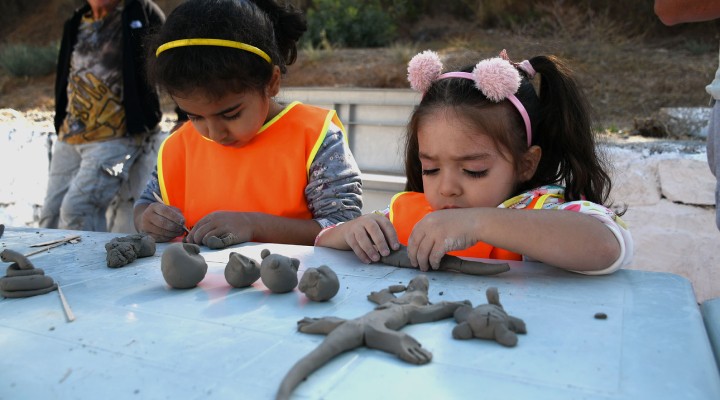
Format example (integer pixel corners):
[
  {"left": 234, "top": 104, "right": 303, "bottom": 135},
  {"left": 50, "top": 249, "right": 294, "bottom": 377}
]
[
  {"left": 306, "top": 111, "right": 334, "bottom": 174},
  {"left": 157, "top": 134, "right": 172, "bottom": 205},
  {"left": 388, "top": 191, "right": 409, "bottom": 223},
  {"left": 259, "top": 101, "right": 301, "bottom": 134}
]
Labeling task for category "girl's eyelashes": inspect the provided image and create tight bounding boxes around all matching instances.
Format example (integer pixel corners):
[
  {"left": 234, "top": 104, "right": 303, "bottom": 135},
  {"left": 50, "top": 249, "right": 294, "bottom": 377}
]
[
  {"left": 464, "top": 169, "right": 488, "bottom": 178},
  {"left": 223, "top": 111, "right": 241, "bottom": 121},
  {"left": 421, "top": 168, "right": 439, "bottom": 176}
]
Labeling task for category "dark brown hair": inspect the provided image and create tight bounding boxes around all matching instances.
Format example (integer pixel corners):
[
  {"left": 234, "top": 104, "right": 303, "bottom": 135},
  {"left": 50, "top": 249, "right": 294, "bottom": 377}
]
[{"left": 146, "top": 0, "right": 306, "bottom": 99}]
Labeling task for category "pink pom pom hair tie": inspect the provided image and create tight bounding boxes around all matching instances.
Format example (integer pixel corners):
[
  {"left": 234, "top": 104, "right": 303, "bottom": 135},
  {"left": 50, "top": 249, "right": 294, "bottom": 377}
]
[{"left": 407, "top": 50, "right": 533, "bottom": 147}]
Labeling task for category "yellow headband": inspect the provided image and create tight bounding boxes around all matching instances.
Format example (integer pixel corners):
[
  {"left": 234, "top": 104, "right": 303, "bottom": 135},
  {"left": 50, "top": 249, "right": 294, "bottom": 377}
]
[{"left": 155, "top": 38, "right": 272, "bottom": 64}]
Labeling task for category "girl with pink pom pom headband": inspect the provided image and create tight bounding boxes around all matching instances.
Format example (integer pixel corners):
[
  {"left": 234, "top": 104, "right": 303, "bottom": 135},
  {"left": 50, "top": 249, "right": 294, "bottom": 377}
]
[{"left": 407, "top": 50, "right": 535, "bottom": 147}]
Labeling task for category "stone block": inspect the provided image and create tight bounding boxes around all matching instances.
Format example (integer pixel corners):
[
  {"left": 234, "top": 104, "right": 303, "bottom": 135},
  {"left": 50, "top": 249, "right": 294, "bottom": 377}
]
[{"left": 659, "top": 157, "right": 715, "bottom": 206}]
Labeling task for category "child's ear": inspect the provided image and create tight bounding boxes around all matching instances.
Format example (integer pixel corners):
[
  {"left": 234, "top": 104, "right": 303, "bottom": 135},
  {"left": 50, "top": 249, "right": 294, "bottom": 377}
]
[
  {"left": 267, "top": 66, "right": 282, "bottom": 97},
  {"left": 518, "top": 145, "right": 541, "bottom": 182}
]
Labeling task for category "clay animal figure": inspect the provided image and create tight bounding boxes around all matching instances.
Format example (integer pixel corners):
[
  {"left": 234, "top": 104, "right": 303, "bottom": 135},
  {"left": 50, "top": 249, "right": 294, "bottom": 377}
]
[
  {"left": 105, "top": 233, "right": 156, "bottom": 268},
  {"left": 276, "top": 275, "right": 470, "bottom": 400},
  {"left": 452, "top": 287, "right": 526, "bottom": 347},
  {"left": 160, "top": 243, "right": 208, "bottom": 289},
  {"left": 298, "top": 265, "right": 339, "bottom": 302},
  {"left": 259, "top": 249, "right": 300, "bottom": 293},
  {"left": 224, "top": 252, "right": 261, "bottom": 288},
  {"left": 0, "top": 249, "right": 58, "bottom": 298},
  {"left": 205, "top": 233, "right": 240, "bottom": 250},
  {"left": 380, "top": 244, "right": 510, "bottom": 276}
]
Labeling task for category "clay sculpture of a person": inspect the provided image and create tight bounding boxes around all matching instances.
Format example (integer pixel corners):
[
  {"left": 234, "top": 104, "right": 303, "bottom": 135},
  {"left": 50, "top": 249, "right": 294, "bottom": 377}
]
[
  {"left": 259, "top": 249, "right": 300, "bottom": 294},
  {"left": 224, "top": 252, "right": 261, "bottom": 288},
  {"left": 380, "top": 244, "right": 510, "bottom": 276},
  {"left": 452, "top": 287, "right": 526, "bottom": 347},
  {"left": 298, "top": 265, "right": 339, "bottom": 302},
  {"left": 160, "top": 243, "right": 207, "bottom": 289},
  {"left": 105, "top": 233, "right": 156, "bottom": 268},
  {"left": 276, "top": 275, "right": 470, "bottom": 400},
  {"left": 0, "top": 249, "right": 58, "bottom": 298}
]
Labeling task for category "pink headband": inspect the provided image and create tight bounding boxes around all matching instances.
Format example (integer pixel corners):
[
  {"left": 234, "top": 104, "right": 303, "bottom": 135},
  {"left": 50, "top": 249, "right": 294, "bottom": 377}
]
[{"left": 408, "top": 50, "right": 533, "bottom": 147}]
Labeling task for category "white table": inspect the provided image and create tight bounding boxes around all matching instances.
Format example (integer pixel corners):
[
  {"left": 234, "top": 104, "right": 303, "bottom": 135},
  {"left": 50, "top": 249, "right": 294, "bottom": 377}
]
[{"left": 1, "top": 227, "right": 718, "bottom": 399}]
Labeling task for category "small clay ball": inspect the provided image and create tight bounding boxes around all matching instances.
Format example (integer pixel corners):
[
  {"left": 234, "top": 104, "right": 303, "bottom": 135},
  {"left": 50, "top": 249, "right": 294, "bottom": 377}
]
[{"left": 594, "top": 312, "right": 608, "bottom": 320}]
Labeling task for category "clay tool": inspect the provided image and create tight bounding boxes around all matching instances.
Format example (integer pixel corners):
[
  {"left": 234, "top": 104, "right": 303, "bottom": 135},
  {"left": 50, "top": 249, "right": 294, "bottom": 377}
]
[
  {"left": 25, "top": 235, "right": 82, "bottom": 257},
  {"left": 152, "top": 192, "right": 190, "bottom": 234},
  {"left": 57, "top": 286, "right": 75, "bottom": 322}
]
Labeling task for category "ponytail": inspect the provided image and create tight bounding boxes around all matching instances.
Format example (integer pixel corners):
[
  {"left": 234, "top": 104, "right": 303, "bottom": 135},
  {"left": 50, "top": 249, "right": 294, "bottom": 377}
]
[
  {"left": 251, "top": 0, "right": 307, "bottom": 71},
  {"left": 526, "top": 56, "right": 612, "bottom": 205}
]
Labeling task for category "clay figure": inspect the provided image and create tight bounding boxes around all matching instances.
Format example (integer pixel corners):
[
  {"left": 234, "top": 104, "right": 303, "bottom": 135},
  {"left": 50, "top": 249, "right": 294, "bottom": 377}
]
[
  {"left": 298, "top": 265, "right": 339, "bottom": 302},
  {"left": 380, "top": 244, "right": 510, "bottom": 276},
  {"left": 0, "top": 249, "right": 58, "bottom": 298},
  {"left": 105, "top": 234, "right": 156, "bottom": 268},
  {"left": 0, "top": 223, "right": 4, "bottom": 239},
  {"left": 161, "top": 243, "right": 208, "bottom": 289},
  {"left": 259, "top": 249, "right": 300, "bottom": 293},
  {"left": 276, "top": 275, "right": 470, "bottom": 400},
  {"left": 205, "top": 233, "right": 240, "bottom": 250},
  {"left": 224, "top": 252, "right": 261, "bottom": 288},
  {"left": 452, "top": 287, "right": 526, "bottom": 347}
]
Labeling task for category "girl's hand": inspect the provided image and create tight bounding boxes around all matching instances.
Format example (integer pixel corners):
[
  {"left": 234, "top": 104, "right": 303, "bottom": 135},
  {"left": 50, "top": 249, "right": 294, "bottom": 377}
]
[
  {"left": 139, "top": 202, "right": 187, "bottom": 242},
  {"left": 407, "top": 209, "right": 478, "bottom": 271},
  {"left": 340, "top": 214, "right": 400, "bottom": 264},
  {"left": 186, "top": 211, "right": 253, "bottom": 247}
]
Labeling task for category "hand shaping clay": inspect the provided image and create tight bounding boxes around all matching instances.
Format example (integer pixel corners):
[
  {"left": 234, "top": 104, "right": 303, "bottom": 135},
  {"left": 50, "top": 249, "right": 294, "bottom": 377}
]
[
  {"left": 160, "top": 243, "right": 207, "bottom": 289},
  {"left": 105, "top": 234, "right": 156, "bottom": 268},
  {"left": 259, "top": 249, "right": 300, "bottom": 293},
  {"left": 0, "top": 249, "right": 58, "bottom": 298},
  {"left": 380, "top": 244, "right": 510, "bottom": 275},
  {"left": 452, "top": 287, "right": 526, "bottom": 347},
  {"left": 276, "top": 275, "right": 470, "bottom": 400},
  {"left": 224, "top": 252, "right": 261, "bottom": 288},
  {"left": 298, "top": 265, "right": 339, "bottom": 302},
  {"left": 206, "top": 233, "right": 240, "bottom": 250}
]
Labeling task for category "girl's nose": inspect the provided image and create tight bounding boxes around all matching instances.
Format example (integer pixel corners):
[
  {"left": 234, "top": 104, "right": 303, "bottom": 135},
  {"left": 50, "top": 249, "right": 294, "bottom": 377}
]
[
  {"left": 206, "top": 119, "right": 228, "bottom": 142},
  {"left": 439, "top": 172, "right": 461, "bottom": 197}
]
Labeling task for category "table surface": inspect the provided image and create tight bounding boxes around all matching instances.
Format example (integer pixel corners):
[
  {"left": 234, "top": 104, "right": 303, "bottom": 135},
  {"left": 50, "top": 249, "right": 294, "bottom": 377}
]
[{"left": 1, "top": 226, "right": 718, "bottom": 400}]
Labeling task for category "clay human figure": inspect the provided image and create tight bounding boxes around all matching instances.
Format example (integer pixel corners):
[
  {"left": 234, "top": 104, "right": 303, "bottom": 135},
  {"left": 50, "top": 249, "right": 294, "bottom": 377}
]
[
  {"left": 160, "top": 243, "right": 207, "bottom": 289},
  {"left": 276, "top": 275, "right": 470, "bottom": 400},
  {"left": 105, "top": 233, "right": 156, "bottom": 268},
  {"left": 224, "top": 252, "right": 261, "bottom": 288},
  {"left": 0, "top": 249, "right": 58, "bottom": 298},
  {"left": 452, "top": 287, "right": 526, "bottom": 347},
  {"left": 259, "top": 249, "right": 300, "bottom": 293},
  {"left": 298, "top": 265, "right": 339, "bottom": 302},
  {"left": 380, "top": 244, "right": 510, "bottom": 276}
]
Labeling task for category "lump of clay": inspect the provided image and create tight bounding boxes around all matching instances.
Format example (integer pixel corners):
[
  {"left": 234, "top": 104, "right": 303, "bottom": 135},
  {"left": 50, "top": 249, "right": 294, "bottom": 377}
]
[
  {"left": 224, "top": 252, "right": 261, "bottom": 288},
  {"left": 259, "top": 249, "right": 300, "bottom": 293},
  {"left": 0, "top": 249, "right": 58, "bottom": 298},
  {"left": 298, "top": 265, "right": 339, "bottom": 302},
  {"left": 105, "top": 233, "right": 156, "bottom": 268},
  {"left": 161, "top": 243, "right": 207, "bottom": 289},
  {"left": 452, "top": 287, "right": 526, "bottom": 347},
  {"left": 380, "top": 244, "right": 510, "bottom": 276},
  {"left": 205, "top": 233, "right": 240, "bottom": 250}
]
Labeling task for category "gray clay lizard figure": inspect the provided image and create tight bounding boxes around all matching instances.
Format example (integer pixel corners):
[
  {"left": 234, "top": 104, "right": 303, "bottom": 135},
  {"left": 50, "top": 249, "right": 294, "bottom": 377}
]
[
  {"left": 298, "top": 265, "right": 339, "bottom": 302},
  {"left": 224, "top": 251, "right": 261, "bottom": 288},
  {"left": 276, "top": 275, "right": 470, "bottom": 400},
  {"left": 380, "top": 244, "right": 510, "bottom": 276},
  {"left": 0, "top": 249, "right": 58, "bottom": 298},
  {"left": 259, "top": 249, "right": 300, "bottom": 293},
  {"left": 452, "top": 286, "right": 526, "bottom": 347},
  {"left": 105, "top": 233, "right": 156, "bottom": 268}
]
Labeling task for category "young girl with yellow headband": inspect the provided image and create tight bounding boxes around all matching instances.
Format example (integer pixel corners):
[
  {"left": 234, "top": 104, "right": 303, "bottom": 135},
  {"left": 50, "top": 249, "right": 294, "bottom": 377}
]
[
  {"left": 133, "top": 0, "right": 362, "bottom": 247},
  {"left": 316, "top": 50, "right": 633, "bottom": 274}
]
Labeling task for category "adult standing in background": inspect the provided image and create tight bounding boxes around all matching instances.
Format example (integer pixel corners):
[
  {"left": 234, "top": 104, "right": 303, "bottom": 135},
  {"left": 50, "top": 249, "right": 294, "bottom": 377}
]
[
  {"left": 655, "top": 0, "right": 720, "bottom": 231},
  {"left": 39, "top": 0, "right": 167, "bottom": 231}
]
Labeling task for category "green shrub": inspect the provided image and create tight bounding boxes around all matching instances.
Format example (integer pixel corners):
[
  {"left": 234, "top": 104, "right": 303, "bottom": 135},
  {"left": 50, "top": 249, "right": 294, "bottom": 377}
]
[
  {"left": 305, "top": 0, "right": 396, "bottom": 48},
  {"left": 0, "top": 43, "right": 58, "bottom": 77}
]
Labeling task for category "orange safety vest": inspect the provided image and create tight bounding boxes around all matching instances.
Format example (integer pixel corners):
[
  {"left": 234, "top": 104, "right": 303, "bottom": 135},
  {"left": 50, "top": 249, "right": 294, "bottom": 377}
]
[
  {"left": 157, "top": 101, "right": 345, "bottom": 227},
  {"left": 389, "top": 192, "right": 540, "bottom": 261}
]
